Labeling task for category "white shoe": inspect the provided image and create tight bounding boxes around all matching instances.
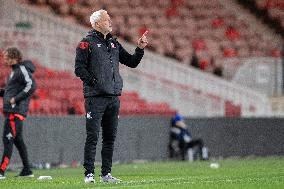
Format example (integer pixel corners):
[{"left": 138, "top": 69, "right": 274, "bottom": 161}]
[
  {"left": 100, "top": 173, "right": 121, "bottom": 183},
  {"left": 0, "top": 174, "right": 6, "bottom": 180},
  {"left": 84, "top": 173, "right": 95, "bottom": 183}
]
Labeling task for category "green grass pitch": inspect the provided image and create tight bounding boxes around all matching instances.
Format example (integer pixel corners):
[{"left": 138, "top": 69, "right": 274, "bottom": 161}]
[{"left": 0, "top": 157, "right": 283, "bottom": 189}]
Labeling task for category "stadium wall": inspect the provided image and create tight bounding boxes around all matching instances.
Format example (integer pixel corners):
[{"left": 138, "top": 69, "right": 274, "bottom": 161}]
[{"left": 0, "top": 116, "right": 283, "bottom": 165}]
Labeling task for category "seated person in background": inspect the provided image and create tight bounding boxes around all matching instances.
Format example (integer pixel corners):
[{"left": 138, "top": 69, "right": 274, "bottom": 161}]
[
  {"left": 169, "top": 113, "right": 208, "bottom": 161},
  {"left": 189, "top": 50, "right": 199, "bottom": 69}
]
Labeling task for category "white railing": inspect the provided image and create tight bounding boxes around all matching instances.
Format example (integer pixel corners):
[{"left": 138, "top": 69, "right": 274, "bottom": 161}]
[{"left": 0, "top": 0, "right": 274, "bottom": 117}]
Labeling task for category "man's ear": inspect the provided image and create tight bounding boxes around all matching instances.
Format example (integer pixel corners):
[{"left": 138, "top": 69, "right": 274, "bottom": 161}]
[{"left": 95, "top": 22, "right": 100, "bottom": 28}]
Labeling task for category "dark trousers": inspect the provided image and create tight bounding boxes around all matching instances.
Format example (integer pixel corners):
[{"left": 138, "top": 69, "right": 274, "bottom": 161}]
[
  {"left": 83, "top": 96, "right": 120, "bottom": 176},
  {"left": 0, "top": 114, "right": 30, "bottom": 175},
  {"left": 181, "top": 139, "right": 204, "bottom": 160}
]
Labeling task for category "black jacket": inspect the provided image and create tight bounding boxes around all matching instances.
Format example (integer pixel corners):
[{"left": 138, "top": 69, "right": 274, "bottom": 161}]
[
  {"left": 75, "top": 30, "right": 144, "bottom": 97},
  {"left": 0, "top": 60, "right": 36, "bottom": 117}
]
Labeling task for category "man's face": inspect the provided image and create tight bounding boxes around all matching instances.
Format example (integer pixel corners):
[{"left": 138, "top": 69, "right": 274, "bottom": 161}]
[
  {"left": 96, "top": 12, "right": 112, "bottom": 34},
  {"left": 3, "top": 51, "right": 17, "bottom": 66}
]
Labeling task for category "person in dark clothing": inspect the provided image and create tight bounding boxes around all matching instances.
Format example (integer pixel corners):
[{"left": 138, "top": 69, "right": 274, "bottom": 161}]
[
  {"left": 190, "top": 50, "right": 199, "bottom": 69},
  {"left": 209, "top": 56, "right": 223, "bottom": 77},
  {"left": 0, "top": 47, "right": 36, "bottom": 179},
  {"left": 213, "top": 65, "right": 223, "bottom": 77},
  {"left": 169, "top": 113, "right": 208, "bottom": 161},
  {"left": 75, "top": 9, "right": 148, "bottom": 184}
]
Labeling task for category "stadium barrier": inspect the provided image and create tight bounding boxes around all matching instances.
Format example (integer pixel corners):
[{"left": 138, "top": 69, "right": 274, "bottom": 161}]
[{"left": 0, "top": 116, "right": 283, "bottom": 164}]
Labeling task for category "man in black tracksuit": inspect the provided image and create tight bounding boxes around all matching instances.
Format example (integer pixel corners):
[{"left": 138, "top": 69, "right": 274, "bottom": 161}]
[
  {"left": 75, "top": 9, "right": 148, "bottom": 183},
  {"left": 0, "top": 47, "right": 36, "bottom": 179}
]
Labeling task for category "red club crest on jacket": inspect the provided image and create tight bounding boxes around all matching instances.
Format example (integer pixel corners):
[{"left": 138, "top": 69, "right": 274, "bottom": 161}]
[{"left": 78, "top": 42, "right": 89, "bottom": 49}]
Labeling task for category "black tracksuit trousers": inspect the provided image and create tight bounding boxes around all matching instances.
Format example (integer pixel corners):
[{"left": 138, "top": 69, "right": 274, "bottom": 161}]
[
  {"left": 0, "top": 113, "right": 31, "bottom": 175},
  {"left": 83, "top": 96, "right": 120, "bottom": 176}
]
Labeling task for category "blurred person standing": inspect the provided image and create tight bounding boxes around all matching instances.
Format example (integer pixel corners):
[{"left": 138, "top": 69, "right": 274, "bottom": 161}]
[
  {"left": 0, "top": 47, "right": 36, "bottom": 179},
  {"left": 75, "top": 9, "right": 148, "bottom": 183}
]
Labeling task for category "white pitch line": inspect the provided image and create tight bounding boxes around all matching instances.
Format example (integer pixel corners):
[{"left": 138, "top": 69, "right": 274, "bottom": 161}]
[{"left": 85, "top": 175, "right": 284, "bottom": 188}]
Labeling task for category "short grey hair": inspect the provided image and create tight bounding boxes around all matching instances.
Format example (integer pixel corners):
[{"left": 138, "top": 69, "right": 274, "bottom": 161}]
[{"left": 90, "top": 9, "right": 107, "bottom": 25}]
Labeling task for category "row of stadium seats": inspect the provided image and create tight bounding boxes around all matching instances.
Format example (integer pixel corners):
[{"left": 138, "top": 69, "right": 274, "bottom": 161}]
[
  {"left": 255, "top": 0, "right": 284, "bottom": 28},
  {"left": 17, "top": 0, "right": 282, "bottom": 72},
  {"left": 0, "top": 55, "right": 176, "bottom": 116}
]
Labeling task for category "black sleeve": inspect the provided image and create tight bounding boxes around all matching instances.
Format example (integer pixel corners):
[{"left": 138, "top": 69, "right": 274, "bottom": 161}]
[
  {"left": 0, "top": 88, "right": 4, "bottom": 97},
  {"left": 118, "top": 42, "right": 144, "bottom": 68},
  {"left": 14, "top": 68, "right": 36, "bottom": 102},
  {"left": 74, "top": 39, "right": 96, "bottom": 85}
]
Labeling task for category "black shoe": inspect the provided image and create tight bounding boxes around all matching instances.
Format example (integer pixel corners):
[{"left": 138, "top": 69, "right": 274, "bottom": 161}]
[{"left": 17, "top": 169, "right": 34, "bottom": 177}]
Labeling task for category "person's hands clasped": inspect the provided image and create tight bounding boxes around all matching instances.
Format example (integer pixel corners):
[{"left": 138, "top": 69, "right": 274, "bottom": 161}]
[{"left": 137, "top": 30, "right": 149, "bottom": 49}]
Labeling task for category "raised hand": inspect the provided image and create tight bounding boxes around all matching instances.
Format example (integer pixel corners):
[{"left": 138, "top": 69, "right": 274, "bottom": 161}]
[{"left": 137, "top": 30, "right": 149, "bottom": 49}]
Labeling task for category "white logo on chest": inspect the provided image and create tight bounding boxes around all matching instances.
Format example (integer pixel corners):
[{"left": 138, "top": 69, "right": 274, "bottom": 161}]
[
  {"left": 6, "top": 133, "right": 13, "bottom": 140},
  {"left": 97, "top": 44, "right": 102, "bottom": 48},
  {"left": 86, "top": 112, "right": 93, "bottom": 119}
]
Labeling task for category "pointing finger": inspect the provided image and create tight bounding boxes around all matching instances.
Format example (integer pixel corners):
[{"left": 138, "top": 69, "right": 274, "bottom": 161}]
[{"left": 142, "top": 30, "right": 149, "bottom": 37}]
